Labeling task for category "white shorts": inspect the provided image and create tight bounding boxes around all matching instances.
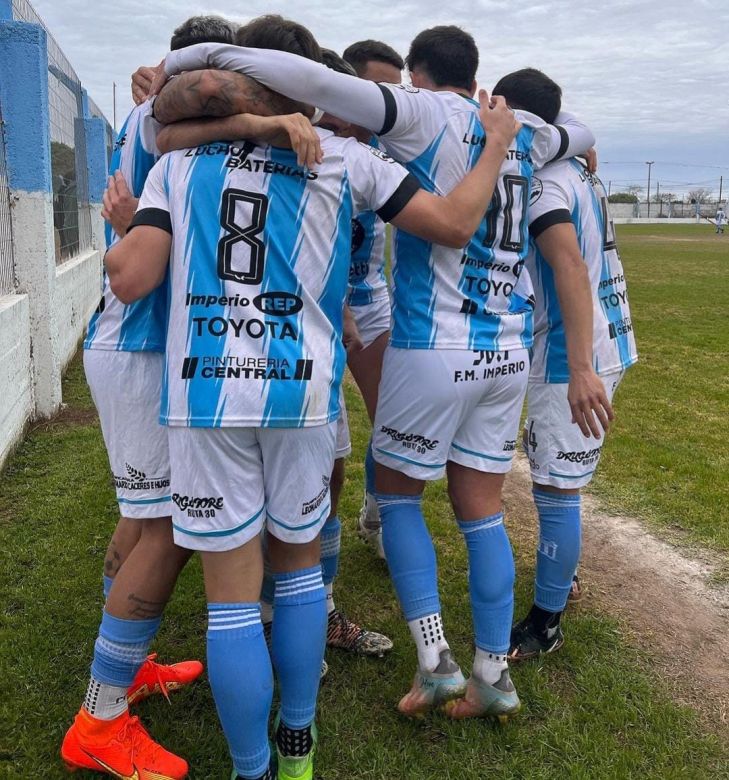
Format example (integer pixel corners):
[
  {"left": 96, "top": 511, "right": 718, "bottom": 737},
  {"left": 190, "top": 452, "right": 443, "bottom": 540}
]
[
  {"left": 525, "top": 371, "right": 624, "bottom": 489},
  {"left": 336, "top": 390, "right": 352, "bottom": 459},
  {"left": 372, "top": 347, "right": 529, "bottom": 481},
  {"left": 84, "top": 349, "right": 171, "bottom": 519},
  {"left": 168, "top": 423, "right": 337, "bottom": 552},
  {"left": 350, "top": 294, "right": 391, "bottom": 349}
]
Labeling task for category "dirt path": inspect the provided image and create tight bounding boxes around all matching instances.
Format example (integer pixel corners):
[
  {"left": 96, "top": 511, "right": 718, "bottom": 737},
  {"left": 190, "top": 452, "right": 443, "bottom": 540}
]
[{"left": 504, "top": 455, "right": 729, "bottom": 734}]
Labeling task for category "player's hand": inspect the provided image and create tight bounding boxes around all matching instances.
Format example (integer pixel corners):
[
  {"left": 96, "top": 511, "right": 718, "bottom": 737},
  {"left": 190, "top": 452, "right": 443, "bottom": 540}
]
[
  {"left": 101, "top": 171, "right": 138, "bottom": 238},
  {"left": 149, "top": 60, "right": 170, "bottom": 97},
  {"left": 583, "top": 147, "right": 598, "bottom": 173},
  {"left": 478, "top": 90, "right": 521, "bottom": 148},
  {"left": 275, "top": 113, "right": 323, "bottom": 168},
  {"left": 131, "top": 65, "right": 160, "bottom": 105},
  {"left": 342, "top": 306, "right": 364, "bottom": 356},
  {"left": 567, "top": 367, "right": 614, "bottom": 438}
]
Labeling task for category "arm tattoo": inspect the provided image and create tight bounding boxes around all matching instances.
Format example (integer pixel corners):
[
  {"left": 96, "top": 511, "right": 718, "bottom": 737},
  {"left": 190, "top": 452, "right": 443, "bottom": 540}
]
[{"left": 155, "top": 69, "right": 294, "bottom": 125}]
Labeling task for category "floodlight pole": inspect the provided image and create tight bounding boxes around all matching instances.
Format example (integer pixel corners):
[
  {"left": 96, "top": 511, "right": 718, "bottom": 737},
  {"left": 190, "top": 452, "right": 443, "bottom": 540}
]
[{"left": 645, "top": 161, "right": 654, "bottom": 218}]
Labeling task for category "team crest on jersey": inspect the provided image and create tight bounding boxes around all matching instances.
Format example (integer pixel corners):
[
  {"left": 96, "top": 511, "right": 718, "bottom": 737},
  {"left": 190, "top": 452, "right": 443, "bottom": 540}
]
[{"left": 530, "top": 178, "right": 543, "bottom": 205}]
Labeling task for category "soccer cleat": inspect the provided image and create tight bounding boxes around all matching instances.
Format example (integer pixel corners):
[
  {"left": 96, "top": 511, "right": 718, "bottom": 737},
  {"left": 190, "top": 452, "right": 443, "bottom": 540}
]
[
  {"left": 326, "top": 609, "right": 393, "bottom": 656},
  {"left": 265, "top": 621, "right": 328, "bottom": 679},
  {"left": 127, "top": 653, "right": 203, "bottom": 705},
  {"left": 443, "top": 669, "right": 521, "bottom": 721},
  {"left": 567, "top": 575, "right": 583, "bottom": 604},
  {"left": 61, "top": 707, "right": 188, "bottom": 779},
  {"left": 357, "top": 493, "right": 385, "bottom": 559},
  {"left": 275, "top": 715, "right": 317, "bottom": 780},
  {"left": 397, "top": 649, "right": 466, "bottom": 718},
  {"left": 508, "top": 616, "right": 565, "bottom": 662}
]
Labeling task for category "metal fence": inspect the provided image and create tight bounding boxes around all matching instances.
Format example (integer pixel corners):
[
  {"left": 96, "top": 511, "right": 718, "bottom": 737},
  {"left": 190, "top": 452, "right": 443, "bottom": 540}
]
[
  {"left": 12, "top": 0, "right": 93, "bottom": 264},
  {"left": 0, "top": 99, "right": 15, "bottom": 296}
]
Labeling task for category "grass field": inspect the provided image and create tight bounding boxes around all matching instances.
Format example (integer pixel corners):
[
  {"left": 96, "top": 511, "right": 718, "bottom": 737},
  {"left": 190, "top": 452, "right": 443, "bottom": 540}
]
[
  {"left": 0, "top": 224, "right": 727, "bottom": 778},
  {"left": 592, "top": 225, "right": 729, "bottom": 554}
]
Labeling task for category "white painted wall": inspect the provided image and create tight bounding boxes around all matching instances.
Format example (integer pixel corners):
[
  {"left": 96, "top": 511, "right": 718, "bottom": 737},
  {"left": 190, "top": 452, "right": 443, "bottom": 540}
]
[{"left": 0, "top": 294, "right": 32, "bottom": 467}]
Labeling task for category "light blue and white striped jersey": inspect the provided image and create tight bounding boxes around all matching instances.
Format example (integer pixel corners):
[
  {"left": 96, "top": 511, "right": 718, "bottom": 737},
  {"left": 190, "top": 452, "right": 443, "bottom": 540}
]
[
  {"left": 133, "top": 130, "right": 415, "bottom": 428},
  {"left": 84, "top": 100, "right": 168, "bottom": 353},
  {"left": 348, "top": 138, "right": 389, "bottom": 307},
  {"left": 527, "top": 158, "right": 638, "bottom": 382},
  {"left": 376, "top": 85, "right": 562, "bottom": 351}
]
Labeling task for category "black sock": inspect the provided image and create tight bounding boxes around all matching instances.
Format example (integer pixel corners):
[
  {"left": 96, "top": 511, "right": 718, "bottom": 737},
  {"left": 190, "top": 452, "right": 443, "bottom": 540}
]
[
  {"left": 527, "top": 604, "right": 561, "bottom": 634},
  {"left": 276, "top": 721, "right": 314, "bottom": 757}
]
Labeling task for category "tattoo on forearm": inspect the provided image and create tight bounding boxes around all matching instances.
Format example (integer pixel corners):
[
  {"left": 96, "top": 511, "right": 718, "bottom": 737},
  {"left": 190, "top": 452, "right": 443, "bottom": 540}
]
[
  {"left": 127, "top": 593, "right": 166, "bottom": 618},
  {"left": 155, "top": 70, "right": 292, "bottom": 125}
]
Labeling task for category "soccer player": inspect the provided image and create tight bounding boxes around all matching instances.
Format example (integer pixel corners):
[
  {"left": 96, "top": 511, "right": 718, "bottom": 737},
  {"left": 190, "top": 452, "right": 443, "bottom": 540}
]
[
  {"left": 107, "top": 58, "right": 519, "bottom": 780},
  {"left": 153, "top": 25, "right": 598, "bottom": 721},
  {"left": 715, "top": 204, "right": 726, "bottom": 233},
  {"left": 60, "top": 17, "right": 274, "bottom": 780},
  {"left": 340, "top": 40, "right": 405, "bottom": 559},
  {"left": 492, "top": 68, "right": 637, "bottom": 660}
]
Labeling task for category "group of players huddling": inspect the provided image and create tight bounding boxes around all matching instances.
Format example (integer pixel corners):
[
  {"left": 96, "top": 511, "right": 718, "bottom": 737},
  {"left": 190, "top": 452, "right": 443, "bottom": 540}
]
[{"left": 59, "top": 13, "right": 638, "bottom": 780}]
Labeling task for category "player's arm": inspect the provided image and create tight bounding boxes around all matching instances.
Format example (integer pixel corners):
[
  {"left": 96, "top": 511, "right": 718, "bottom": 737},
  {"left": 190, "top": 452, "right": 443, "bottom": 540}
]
[
  {"left": 153, "top": 68, "right": 301, "bottom": 125},
  {"left": 532, "top": 221, "right": 614, "bottom": 437},
  {"left": 523, "top": 109, "right": 596, "bottom": 168},
  {"left": 388, "top": 93, "right": 519, "bottom": 247},
  {"left": 106, "top": 159, "right": 172, "bottom": 304},
  {"left": 156, "top": 113, "right": 323, "bottom": 167},
  {"left": 153, "top": 44, "right": 388, "bottom": 132}
]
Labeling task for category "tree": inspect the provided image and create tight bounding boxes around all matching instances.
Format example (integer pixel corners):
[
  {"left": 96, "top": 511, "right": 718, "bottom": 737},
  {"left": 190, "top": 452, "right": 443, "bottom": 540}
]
[
  {"left": 608, "top": 192, "right": 639, "bottom": 204},
  {"left": 688, "top": 188, "right": 710, "bottom": 204}
]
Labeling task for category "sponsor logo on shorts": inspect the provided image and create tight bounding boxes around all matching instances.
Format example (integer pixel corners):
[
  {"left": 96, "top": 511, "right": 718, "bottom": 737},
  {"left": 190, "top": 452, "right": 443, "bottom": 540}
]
[
  {"left": 608, "top": 316, "right": 633, "bottom": 340},
  {"left": 503, "top": 440, "right": 516, "bottom": 452},
  {"left": 556, "top": 447, "right": 602, "bottom": 466},
  {"left": 453, "top": 350, "right": 527, "bottom": 383},
  {"left": 172, "top": 493, "right": 224, "bottom": 518},
  {"left": 380, "top": 426, "right": 439, "bottom": 454},
  {"left": 114, "top": 463, "right": 169, "bottom": 492},
  {"left": 302, "top": 476, "right": 330, "bottom": 516},
  {"left": 181, "top": 356, "right": 313, "bottom": 382}
]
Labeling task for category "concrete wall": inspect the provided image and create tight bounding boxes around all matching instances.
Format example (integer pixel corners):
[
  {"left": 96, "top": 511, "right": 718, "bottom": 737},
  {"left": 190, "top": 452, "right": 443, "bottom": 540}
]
[{"left": 0, "top": 10, "right": 108, "bottom": 470}]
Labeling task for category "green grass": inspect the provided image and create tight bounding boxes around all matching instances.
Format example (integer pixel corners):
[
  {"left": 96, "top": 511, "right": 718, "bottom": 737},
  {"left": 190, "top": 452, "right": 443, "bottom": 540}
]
[
  {"left": 0, "top": 353, "right": 726, "bottom": 778},
  {"left": 592, "top": 225, "right": 729, "bottom": 554}
]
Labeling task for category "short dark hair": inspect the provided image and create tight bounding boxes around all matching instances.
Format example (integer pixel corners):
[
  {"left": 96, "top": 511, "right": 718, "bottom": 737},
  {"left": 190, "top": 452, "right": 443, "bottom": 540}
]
[
  {"left": 492, "top": 68, "right": 562, "bottom": 124},
  {"left": 342, "top": 40, "right": 404, "bottom": 76},
  {"left": 236, "top": 15, "right": 322, "bottom": 62},
  {"left": 406, "top": 26, "right": 478, "bottom": 91},
  {"left": 321, "top": 48, "right": 357, "bottom": 77},
  {"left": 170, "top": 15, "right": 235, "bottom": 51}
]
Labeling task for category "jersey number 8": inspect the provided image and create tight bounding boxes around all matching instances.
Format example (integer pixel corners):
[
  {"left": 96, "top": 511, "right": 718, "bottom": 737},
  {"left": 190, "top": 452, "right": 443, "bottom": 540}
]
[{"left": 217, "top": 188, "right": 269, "bottom": 285}]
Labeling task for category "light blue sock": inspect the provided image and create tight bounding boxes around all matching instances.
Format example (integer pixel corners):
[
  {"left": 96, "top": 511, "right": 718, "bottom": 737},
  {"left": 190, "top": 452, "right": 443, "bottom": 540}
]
[
  {"left": 364, "top": 442, "right": 376, "bottom": 496},
  {"left": 376, "top": 493, "right": 440, "bottom": 620},
  {"left": 91, "top": 611, "right": 161, "bottom": 687},
  {"left": 102, "top": 575, "right": 114, "bottom": 600},
  {"left": 533, "top": 489, "right": 581, "bottom": 612},
  {"left": 320, "top": 516, "right": 341, "bottom": 586},
  {"left": 457, "top": 512, "right": 514, "bottom": 654},
  {"left": 207, "top": 603, "right": 273, "bottom": 779},
  {"left": 272, "top": 566, "right": 327, "bottom": 728}
]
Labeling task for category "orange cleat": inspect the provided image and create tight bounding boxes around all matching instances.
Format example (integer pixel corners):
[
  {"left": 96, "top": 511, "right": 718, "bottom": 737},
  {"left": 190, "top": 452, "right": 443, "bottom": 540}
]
[
  {"left": 127, "top": 653, "right": 203, "bottom": 706},
  {"left": 61, "top": 707, "right": 188, "bottom": 779}
]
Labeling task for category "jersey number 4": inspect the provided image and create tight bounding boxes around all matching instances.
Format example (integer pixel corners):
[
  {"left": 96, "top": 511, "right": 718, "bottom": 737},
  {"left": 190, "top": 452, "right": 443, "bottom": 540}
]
[{"left": 217, "top": 188, "right": 269, "bottom": 285}]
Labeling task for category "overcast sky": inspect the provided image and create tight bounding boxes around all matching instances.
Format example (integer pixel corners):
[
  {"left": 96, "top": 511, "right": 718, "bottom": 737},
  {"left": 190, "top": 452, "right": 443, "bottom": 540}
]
[{"left": 30, "top": 0, "right": 729, "bottom": 198}]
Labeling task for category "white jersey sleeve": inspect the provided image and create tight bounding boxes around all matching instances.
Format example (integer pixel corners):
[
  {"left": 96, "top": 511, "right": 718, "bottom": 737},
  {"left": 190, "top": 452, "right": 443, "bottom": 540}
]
[
  {"left": 527, "top": 165, "right": 575, "bottom": 233},
  {"left": 134, "top": 157, "right": 171, "bottom": 217},
  {"left": 520, "top": 110, "right": 595, "bottom": 171},
  {"left": 339, "top": 139, "right": 419, "bottom": 218}
]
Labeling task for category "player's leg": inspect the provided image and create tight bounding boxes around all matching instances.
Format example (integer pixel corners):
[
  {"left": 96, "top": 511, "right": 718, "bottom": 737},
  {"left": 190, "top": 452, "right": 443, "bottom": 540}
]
[
  {"left": 511, "top": 372, "right": 624, "bottom": 662},
  {"left": 102, "top": 518, "right": 141, "bottom": 598},
  {"left": 323, "top": 397, "right": 393, "bottom": 657},
  {"left": 347, "top": 301, "right": 390, "bottom": 558},
  {"left": 177, "top": 426, "right": 274, "bottom": 780},
  {"left": 372, "top": 347, "right": 470, "bottom": 716},
  {"left": 261, "top": 423, "right": 337, "bottom": 780},
  {"left": 443, "top": 349, "right": 529, "bottom": 721}
]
